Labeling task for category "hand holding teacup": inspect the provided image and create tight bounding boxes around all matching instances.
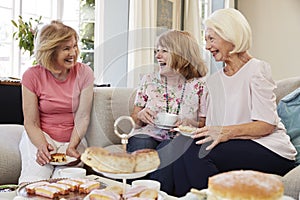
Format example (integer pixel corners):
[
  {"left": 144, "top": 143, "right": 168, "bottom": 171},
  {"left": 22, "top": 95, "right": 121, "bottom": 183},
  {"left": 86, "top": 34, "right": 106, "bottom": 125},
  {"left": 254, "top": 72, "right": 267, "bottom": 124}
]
[{"left": 155, "top": 112, "right": 178, "bottom": 126}]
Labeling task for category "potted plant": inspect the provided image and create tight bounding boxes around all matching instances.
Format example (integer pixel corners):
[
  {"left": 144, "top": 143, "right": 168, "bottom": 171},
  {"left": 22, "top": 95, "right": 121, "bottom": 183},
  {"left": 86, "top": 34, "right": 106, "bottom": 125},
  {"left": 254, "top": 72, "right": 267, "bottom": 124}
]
[{"left": 11, "top": 16, "right": 42, "bottom": 56}]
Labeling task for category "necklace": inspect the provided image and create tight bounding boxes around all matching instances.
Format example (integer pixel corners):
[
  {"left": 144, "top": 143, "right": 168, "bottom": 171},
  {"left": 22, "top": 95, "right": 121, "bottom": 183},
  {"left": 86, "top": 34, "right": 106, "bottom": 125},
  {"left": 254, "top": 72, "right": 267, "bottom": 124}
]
[{"left": 164, "top": 76, "right": 186, "bottom": 115}]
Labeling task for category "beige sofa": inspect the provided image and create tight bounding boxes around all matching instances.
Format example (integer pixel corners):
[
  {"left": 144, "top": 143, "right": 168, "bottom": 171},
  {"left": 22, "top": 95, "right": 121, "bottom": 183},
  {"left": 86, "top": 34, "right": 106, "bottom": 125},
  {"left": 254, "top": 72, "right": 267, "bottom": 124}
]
[{"left": 1, "top": 76, "right": 300, "bottom": 199}]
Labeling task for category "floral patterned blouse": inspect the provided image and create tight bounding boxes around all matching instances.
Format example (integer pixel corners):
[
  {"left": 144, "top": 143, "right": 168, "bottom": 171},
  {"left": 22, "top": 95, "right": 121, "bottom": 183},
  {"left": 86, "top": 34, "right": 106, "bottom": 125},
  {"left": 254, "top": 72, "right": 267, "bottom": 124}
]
[{"left": 133, "top": 73, "right": 206, "bottom": 141}]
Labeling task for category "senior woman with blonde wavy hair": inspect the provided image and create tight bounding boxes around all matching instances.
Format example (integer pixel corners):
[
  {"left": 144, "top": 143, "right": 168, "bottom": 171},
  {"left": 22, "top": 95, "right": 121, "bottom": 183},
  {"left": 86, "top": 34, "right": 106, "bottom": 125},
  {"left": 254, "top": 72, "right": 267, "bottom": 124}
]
[{"left": 172, "top": 8, "right": 297, "bottom": 196}]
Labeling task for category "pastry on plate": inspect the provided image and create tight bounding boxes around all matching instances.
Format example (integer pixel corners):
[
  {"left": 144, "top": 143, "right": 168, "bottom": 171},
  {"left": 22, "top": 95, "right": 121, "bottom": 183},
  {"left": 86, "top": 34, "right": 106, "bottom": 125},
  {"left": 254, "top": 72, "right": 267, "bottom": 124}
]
[
  {"left": 178, "top": 125, "right": 197, "bottom": 133},
  {"left": 50, "top": 153, "right": 67, "bottom": 163},
  {"left": 132, "top": 149, "right": 160, "bottom": 172},
  {"left": 34, "top": 185, "right": 60, "bottom": 199},
  {"left": 79, "top": 180, "right": 101, "bottom": 194},
  {"left": 81, "top": 147, "right": 136, "bottom": 173},
  {"left": 80, "top": 147, "right": 160, "bottom": 173},
  {"left": 25, "top": 181, "right": 49, "bottom": 194},
  {"left": 88, "top": 189, "right": 120, "bottom": 200}
]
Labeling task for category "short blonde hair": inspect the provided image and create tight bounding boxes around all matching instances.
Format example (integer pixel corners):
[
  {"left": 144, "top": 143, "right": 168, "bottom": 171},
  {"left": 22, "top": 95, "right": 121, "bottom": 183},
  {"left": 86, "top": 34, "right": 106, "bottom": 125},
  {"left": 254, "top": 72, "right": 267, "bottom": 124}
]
[
  {"left": 204, "top": 8, "right": 252, "bottom": 54},
  {"left": 34, "top": 20, "right": 79, "bottom": 71},
  {"left": 156, "top": 30, "right": 207, "bottom": 79}
]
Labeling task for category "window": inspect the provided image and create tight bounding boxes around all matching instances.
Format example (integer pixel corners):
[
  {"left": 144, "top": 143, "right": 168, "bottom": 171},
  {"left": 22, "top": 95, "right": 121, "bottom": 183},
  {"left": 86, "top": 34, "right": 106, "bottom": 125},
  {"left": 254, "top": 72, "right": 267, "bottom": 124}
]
[{"left": 0, "top": 0, "right": 84, "bottom": 78}]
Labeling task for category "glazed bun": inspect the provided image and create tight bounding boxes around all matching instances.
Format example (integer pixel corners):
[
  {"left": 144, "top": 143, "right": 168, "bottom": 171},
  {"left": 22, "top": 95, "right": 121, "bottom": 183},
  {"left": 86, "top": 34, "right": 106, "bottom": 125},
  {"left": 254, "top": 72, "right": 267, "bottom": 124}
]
[
  {"left": 207, "top": 170, "right": 284, "bottom": 200},
  {"left": 81, "top": 147, "right": 160, "bottom": 173}
]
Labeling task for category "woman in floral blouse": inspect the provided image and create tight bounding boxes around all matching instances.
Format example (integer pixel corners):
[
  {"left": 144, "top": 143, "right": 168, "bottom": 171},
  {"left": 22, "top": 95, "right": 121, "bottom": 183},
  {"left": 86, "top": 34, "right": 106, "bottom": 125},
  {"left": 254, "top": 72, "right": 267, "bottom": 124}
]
[
  {"left": 126, "top": 30, "right": 208, "bottom": 193},
  {"left": 127, "top": 30, "right": 208, "bottom": 152}
]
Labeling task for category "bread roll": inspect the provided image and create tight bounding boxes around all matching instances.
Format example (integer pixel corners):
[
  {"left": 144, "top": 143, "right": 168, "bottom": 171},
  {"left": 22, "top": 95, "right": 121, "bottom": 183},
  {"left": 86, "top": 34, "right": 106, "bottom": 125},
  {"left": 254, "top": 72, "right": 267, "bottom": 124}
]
[
  {"left": 81, "top": 147, "right": 160, "bottom": 174},
  {"left": 132, "top": 149, "right": 160, "bottom": 172},
  {"left": 208, "top": 170, "right": 284, "bottom": 200},
  {"left": 81, "top": 147, "right": 135, "bottom": 173}
]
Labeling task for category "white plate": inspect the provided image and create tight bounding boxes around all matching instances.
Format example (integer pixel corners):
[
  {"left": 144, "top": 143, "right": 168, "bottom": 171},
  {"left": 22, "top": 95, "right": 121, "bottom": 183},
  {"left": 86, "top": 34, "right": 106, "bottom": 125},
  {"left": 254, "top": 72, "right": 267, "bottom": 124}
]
[
  {"left": 173, "top": 128, "right": 194, "bottom": 137},
  {"left": 283, "top": 195, "right": 296, "bottom": 200},
  {"left": 92, "top": 168, "right": 157, "bottom": 179},
  {"left": 49, "top": 156, "right": 77, "bottom": 166}
]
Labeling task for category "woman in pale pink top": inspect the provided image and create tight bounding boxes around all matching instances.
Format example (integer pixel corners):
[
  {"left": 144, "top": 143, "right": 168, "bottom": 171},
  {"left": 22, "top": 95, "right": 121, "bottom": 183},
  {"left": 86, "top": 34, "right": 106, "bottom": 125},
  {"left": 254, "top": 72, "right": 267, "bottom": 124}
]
[
  {"left": 18, "top": 21, "right": 94, "bottom": 184},
  {"left": 173, "top": 8, "right": 297, "bottom": 196}
]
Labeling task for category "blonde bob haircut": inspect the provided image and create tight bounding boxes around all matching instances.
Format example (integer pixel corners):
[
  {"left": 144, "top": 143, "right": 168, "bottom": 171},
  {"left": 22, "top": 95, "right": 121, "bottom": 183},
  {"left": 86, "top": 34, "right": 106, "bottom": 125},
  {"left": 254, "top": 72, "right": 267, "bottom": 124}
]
[
  {"left": 156, "top": 30, "right": 207, "bottom": 80},
  {"left": 34, "top": 20, "right": 79, "bottom": 71},
  {"left": 204, "top": 8, "right": 252, "bottom": 54}
]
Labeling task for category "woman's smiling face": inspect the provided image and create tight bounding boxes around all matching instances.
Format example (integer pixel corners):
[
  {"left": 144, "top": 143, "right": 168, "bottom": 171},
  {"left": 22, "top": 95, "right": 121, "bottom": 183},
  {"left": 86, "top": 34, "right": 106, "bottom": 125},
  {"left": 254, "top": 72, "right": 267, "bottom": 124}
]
[
  {"left": 155, "top": 45, "right": 174, "bottom": 75},
  {"left": 55, "top": 36, "right": 78, "bottom": 70},
  {"left": 205, "top": 28, "right": 234, "bottom": 62}
]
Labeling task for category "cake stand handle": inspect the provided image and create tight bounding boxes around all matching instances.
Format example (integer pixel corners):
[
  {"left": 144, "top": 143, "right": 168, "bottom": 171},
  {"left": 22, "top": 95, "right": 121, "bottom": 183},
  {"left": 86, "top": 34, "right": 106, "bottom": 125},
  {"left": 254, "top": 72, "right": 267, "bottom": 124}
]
[
  {"left": 122, "top": 178, "right": 127, "bottom": 195},
  {"left": 114, "top": 116, "right": 135, "bottom": 152}
]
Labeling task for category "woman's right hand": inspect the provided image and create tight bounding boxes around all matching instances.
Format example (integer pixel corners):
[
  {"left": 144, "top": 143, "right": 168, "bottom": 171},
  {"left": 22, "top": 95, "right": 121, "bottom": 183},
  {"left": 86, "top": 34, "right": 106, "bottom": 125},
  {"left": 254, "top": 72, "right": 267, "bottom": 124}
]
[
  {"left": 36, "top": 143, "right": 54, "bottom": 166},
  {"left": 137, "top": 107, "right": 156, "bottom": 125}
]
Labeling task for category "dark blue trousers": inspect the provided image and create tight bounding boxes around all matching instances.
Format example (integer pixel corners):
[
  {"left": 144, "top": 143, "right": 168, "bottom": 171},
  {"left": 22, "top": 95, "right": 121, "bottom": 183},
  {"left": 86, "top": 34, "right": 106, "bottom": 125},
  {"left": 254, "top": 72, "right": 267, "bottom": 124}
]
[{"left": 151, "top": 138, "right": 296, "bottom": 197}]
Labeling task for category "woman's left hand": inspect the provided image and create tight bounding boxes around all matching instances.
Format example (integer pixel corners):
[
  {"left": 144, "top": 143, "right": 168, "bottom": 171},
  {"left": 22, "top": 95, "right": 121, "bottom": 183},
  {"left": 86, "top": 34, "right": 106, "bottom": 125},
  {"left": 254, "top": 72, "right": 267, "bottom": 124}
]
[
  {"left": 66, "top": 146, "right": 81, "bottom": 166},
  {"left": 192, "top": 126, "right": 231, "bottom": 150}
]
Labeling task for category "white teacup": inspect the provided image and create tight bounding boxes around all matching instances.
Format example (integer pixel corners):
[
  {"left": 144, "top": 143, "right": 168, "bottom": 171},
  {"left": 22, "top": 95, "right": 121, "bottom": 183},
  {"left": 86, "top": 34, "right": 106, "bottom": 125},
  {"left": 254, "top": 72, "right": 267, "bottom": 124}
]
[
  {"left": 0, "top": 184, "right": 18, "bottom": 199},
  {"left": 132, "top": 180, "right": 161, "bottom": 191},
  {"left": 58, "top": 167, "right": 86, "bottom": 178},
  {"left": 156, "top": 112, "right": 178, "bottom": 126}
]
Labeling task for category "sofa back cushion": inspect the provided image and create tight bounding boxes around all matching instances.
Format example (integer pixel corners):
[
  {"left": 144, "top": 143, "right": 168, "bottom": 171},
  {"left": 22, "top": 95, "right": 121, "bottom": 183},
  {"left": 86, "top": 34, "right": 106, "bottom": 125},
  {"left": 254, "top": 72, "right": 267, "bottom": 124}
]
[
  {"left": 278, "top": 87, "right": 300, "bottom": 165},
  {"left": 275, "top": 76, "right": 300, "bottom": 104},
  {"left": 85, "top": 87, "right": 136, "bottom": 147}
]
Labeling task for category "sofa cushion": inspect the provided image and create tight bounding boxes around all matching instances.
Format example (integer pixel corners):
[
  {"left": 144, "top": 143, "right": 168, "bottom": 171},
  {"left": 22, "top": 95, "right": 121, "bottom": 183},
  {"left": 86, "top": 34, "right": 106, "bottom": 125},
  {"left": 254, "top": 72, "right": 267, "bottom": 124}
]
[
  {"left": 85, "top": 87, "right": 136, "bottom": 147},
  {"left": 0, "top": 124, "right": 24, "bottom": 184},
  {"left": 282, "top": 165, "right": 300, "bottom": 199},
  {"left": 275, "top": 76, "right": 300, "bottom": 104},
  {"left": 278, "top": 87, "right": 300, "bottom": 165}
]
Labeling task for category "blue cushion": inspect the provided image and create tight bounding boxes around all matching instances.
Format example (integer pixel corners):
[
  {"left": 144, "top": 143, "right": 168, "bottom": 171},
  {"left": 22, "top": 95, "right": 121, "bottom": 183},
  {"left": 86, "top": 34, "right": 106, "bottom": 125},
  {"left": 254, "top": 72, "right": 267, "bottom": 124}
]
[{"left": 278, "top": 87, "right": 300, "bottom": 165}]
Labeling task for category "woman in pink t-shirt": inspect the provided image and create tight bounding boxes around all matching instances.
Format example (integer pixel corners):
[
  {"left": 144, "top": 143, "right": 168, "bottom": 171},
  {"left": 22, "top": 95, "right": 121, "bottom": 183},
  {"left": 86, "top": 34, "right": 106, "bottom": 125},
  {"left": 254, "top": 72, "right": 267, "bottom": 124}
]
[{"left": 18, "top": 21, "right": 94, "bottom": 183}]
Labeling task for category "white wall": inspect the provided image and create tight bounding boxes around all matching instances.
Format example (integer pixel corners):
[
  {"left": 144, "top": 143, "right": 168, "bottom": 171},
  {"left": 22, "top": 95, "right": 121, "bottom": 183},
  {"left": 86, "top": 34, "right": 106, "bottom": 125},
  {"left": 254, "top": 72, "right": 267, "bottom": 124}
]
[
  {"left": 237, "top": 0, "right": 300, "bottom": 80},
  {"left": 94, "top": 0, "right": 129, "bottom": 87}
]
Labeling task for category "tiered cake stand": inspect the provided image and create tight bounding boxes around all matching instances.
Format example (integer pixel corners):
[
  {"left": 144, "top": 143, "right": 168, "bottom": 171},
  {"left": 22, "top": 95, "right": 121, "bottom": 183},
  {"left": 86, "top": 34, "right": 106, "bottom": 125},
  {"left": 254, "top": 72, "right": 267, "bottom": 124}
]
[{"left": 92, "top": 116, "right": 156, "bottom": 194}]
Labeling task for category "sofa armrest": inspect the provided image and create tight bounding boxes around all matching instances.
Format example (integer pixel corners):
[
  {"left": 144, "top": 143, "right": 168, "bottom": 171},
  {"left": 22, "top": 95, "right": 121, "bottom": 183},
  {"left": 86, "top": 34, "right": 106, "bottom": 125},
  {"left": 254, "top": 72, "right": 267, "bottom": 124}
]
[
  {"left": 0, "top": 124, "right": 24, "bottom": 184},
  {"left": 85, "top": 87, "right": 136, "bottom": 148}
]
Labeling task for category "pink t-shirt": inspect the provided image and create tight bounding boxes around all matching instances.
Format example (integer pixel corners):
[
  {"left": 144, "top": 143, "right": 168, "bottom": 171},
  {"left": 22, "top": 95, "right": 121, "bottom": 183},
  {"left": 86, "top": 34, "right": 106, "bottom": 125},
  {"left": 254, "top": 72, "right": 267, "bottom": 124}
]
[
  {"left": 205, "top": 58, "right": 297, "bottom": 160},
  {"left": 22, "top": 63, "right": 94, "bottom": 142}
]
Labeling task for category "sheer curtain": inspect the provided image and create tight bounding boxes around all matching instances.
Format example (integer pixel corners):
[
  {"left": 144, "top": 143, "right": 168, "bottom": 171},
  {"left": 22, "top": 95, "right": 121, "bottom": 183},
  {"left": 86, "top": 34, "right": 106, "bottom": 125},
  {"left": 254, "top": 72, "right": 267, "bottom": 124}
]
[
  {"left": 183, "top": 0, "right": 202, "bottom": 44},
  {"left": 128, "top": 0, "right": 205, "bottom": 88},
  {"left": 127, "top": 0, "right": 158, "bottom": 88}
]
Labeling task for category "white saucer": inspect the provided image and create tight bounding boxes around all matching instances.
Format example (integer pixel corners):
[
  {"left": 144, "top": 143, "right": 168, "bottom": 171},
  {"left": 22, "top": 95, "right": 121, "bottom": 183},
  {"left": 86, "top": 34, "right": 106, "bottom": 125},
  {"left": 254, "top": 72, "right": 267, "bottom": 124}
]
[
  {"left": 155, "top": 123, "right": 176, "bottom": 130},
  {"left": 49, "top": 156, "right": 77, "bottom": 166}
]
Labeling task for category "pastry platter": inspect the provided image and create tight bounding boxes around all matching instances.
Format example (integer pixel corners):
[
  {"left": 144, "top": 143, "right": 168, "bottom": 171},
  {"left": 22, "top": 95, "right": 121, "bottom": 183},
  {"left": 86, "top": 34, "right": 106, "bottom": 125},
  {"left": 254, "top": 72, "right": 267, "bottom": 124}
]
[
  {"left": 17, "top": 178, "right": 107, "bottom": 199},
  {"left": 49, "top": 155, "right": 77, "bottom": 166}
]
